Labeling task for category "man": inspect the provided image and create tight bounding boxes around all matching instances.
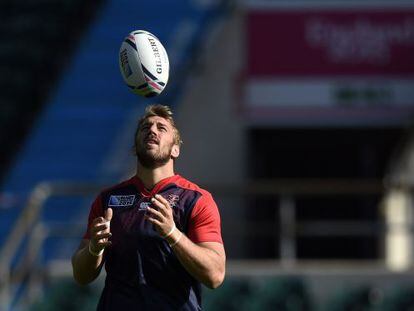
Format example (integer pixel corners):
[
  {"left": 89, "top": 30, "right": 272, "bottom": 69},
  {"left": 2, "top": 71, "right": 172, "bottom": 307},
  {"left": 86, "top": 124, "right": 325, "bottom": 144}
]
[{"left": 72, "top": 104, "right": 226, "bottom": 310}]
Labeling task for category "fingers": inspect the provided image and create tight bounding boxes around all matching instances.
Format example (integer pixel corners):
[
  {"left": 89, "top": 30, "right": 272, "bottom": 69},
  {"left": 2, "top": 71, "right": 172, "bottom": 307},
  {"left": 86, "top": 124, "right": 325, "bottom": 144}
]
[
  {"left": 151, "top": 195, "right": 171, "bottom": 216},
  {"left": 105, "top": 208, "right": 113, "bottom": 221},
  {"left": 90, "top": 214, "right": 111, "bottom": 241},
  {"left": 146, "top": 207, "right": 164, "bottom": 221},
  {"left": 147, "top": 194, "right": 177, "bottom": 237},
  {"left": 88, "top": 210, "right": 113, "bottom": 254},
  {"left": 90, "top": 221, "right": 109, "bottom": 234},
  {"left": 90, "top": 231, "right": 112, "bottom": 250},
  {"left": 99, "top": 241, "right": 112, "bottom": 248},
  {"left": 95, "top": 232, "right": 112, "bottom": 239},
  {"left": 92, "top": 216, "right": 105, "bottom": 226},
  {"left": 154, "top": 194, "right": 170, "bottom": 206},
  {"left": 91, "top": 231, "right": 112, "bottom": 244},
  {"left": 145, "top": 215, "right": 162, "bottom": 227},
  {"left": 92, "top": 240, "right": 112, "bottom": 249},
  {"left": 92, "top": 208, "right": 112, "bottom": 226}
]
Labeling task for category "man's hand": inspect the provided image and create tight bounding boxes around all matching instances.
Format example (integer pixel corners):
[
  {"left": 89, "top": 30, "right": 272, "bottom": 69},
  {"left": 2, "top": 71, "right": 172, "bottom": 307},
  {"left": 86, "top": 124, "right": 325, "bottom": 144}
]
[
  {"left": 72, "top": 208, "right": 113, "bottom": 285},
  {"left": 89, "top": 208, "right": 113, "bottom": 254},
  {"left": 146, "top": 194, "right": 175, "bottom": 237},
  {"left": 145, "top": 193, "right": 225, "bottom": 288}
]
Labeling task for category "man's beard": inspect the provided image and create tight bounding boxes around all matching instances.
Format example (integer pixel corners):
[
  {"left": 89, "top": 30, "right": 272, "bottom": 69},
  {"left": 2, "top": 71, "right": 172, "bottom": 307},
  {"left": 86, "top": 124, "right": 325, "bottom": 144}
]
[{"left": 136, "top": 143, "right": 173, "bottom": 169}]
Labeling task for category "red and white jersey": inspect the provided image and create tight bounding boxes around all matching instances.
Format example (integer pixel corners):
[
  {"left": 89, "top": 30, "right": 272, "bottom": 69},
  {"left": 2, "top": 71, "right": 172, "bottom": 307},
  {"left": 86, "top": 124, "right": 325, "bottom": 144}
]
[{"left": 83, "top": 174, "right": 223, "bottom": 310}]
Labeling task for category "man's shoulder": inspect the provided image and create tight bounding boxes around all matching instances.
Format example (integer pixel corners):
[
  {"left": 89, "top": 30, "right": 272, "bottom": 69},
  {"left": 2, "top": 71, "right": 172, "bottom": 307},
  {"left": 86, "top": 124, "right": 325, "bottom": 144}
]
[{"left": 174, "top": 175, "right": 213, "bottom": 199}]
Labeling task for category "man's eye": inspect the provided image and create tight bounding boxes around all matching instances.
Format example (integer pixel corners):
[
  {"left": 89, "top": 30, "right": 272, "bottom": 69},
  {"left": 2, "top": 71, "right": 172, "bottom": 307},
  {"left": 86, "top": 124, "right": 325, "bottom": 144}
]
[{"left": 159, "top": 126, "right": 167, "bottom": 132}]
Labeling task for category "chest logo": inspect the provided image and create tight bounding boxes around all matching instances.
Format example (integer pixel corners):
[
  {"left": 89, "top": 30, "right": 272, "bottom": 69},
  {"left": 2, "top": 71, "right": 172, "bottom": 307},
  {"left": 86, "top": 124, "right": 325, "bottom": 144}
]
[
  {"left": 167, "top": 194, "right": 180, "bottom": 208},
  {"left": 108, "top": 195, "right": 136, "bottom": 207},
  {"left": 139, "top": 201, "right": 151, "bottom": 211}
]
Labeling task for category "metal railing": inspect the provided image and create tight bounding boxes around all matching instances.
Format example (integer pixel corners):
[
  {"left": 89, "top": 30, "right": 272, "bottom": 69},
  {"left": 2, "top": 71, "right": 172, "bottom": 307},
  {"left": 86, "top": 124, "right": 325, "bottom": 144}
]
[
  {"left": 0, "top": 178, "right": 395, "bottom": 310},
  {"left": 0, "top": 182, "right": 107, "bottom": 311}
]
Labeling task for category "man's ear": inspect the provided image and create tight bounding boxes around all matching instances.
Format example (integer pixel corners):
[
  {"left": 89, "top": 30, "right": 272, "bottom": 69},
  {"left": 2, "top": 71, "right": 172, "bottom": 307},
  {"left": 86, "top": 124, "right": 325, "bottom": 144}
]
[{"left": 171, "top": 144, "right": 180, "bottom": 159}]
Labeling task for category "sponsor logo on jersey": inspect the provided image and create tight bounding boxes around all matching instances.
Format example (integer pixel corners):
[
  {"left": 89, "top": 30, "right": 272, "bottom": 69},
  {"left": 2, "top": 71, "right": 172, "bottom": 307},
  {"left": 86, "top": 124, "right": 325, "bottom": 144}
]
[
  {"left": 139, "top": 201, "right": 151, "bottom": 211},
  {"left": 108, "top": 195, "right": 136, "bottom": 207},
  {"left": 167, "top": 194, "right": 179, "bottom": 208}
]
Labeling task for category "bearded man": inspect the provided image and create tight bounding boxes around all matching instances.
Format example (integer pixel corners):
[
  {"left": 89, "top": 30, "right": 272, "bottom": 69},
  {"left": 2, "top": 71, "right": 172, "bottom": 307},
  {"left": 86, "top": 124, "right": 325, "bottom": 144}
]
[{"left": 72, "top": 104, "right": 225, "bottom": 310}]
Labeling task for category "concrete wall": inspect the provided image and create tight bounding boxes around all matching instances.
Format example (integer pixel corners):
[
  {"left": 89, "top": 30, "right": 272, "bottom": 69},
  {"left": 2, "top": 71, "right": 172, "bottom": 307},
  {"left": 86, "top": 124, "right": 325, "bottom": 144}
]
[{"left": 175, "top": 8, "right": 247, "bottom": 257}]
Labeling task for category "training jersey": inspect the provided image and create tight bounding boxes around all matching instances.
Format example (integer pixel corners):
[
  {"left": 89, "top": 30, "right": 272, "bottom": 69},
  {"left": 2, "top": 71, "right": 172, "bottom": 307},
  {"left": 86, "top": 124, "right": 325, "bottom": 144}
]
[{"left": 83, "top": 174, "right": 223, "bottom": 311}]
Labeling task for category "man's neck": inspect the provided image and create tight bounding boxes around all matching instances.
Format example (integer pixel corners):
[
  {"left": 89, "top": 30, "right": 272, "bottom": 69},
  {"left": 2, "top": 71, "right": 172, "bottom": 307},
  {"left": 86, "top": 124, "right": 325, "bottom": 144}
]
[{"left": 136, "top": 163, "right": 175, "bottom": 190}]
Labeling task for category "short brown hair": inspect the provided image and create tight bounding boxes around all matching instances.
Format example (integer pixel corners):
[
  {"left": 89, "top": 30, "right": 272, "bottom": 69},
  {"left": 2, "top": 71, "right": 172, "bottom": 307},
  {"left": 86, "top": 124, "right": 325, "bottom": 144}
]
[{"left": 136, "top": 104, "right": 183, "bottom": 146}]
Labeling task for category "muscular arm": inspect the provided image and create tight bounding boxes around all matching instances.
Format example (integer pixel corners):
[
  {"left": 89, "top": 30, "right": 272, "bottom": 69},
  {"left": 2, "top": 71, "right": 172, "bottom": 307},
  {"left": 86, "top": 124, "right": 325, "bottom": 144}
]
[
  {"left": 166, "top": 231, "right": 225, "bottom": 289},
  {"left": 71, "top": 239, "right": 105, "bottom": 285},
  {"left": 147, "top": 194, "right": 226, "bottom": 289}
]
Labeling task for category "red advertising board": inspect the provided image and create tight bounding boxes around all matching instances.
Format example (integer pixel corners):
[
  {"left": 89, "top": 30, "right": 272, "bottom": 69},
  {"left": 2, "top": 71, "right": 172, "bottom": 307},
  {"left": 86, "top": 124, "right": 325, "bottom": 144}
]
[{"left": 243, "top": 3, "right": 414, "bottom": 126}]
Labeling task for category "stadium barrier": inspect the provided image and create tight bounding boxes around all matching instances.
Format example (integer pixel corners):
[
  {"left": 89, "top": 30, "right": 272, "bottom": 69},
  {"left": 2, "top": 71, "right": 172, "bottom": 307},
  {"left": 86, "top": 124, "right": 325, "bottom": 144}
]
[{"left": 0, "top": 178, "right": 412, "bottom": 310}]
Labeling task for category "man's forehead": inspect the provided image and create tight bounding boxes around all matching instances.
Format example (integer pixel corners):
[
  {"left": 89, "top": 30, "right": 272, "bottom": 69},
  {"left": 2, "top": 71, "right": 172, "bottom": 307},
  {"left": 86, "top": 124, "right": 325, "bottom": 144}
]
[{"left": 141, "top": 116, "right": 172, "bottom": 127}]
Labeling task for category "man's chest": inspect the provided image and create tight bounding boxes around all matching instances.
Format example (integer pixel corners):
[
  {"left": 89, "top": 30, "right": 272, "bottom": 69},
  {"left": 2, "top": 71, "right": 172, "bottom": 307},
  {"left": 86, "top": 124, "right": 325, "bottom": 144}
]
[{"left": 100, "top": 186, "right": 199, "bottom": 239}]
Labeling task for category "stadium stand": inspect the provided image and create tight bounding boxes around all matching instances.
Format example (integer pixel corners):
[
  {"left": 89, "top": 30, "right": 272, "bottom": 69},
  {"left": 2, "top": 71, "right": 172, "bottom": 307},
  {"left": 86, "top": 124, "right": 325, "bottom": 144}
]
[
  {"left": 322, "top": 285, "right": 376, "bottom": 311},
  {"left": 0, "top": 0, "right": 104, "bottom": 186},
  {"left": 0, "top": 0, "right": 228, "bottom": 309},
  {"left": 0, "top": 5, "right": 106, "bottom": 298},
  {"left": 245, "top": 277, "right": 312, "bottom": 311},
  {"left": 28, "top": 278, "right": 100, "bottom": 311},
  {"left": 202, "top": 277, "right": 254, "bottom": 311},
  {"left": 2, "top": 0, "right": 414, "bottom": 310},
  {"left": 24, "top": 275, "right": 414, "bottom": 311},
  {"left": 378, "top": 285, "right": 414, "bottom": 311}
]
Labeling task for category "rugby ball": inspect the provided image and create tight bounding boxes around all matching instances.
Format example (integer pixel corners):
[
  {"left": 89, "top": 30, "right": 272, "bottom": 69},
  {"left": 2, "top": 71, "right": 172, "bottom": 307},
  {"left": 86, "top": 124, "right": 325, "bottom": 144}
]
[{"left": 119, "top": 30, "right": 169, "bottom": 97}]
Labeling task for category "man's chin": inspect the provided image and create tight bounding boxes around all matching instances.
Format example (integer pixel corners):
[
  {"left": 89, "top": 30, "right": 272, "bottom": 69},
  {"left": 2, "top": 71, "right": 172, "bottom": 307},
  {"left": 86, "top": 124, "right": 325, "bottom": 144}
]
[
  {"left": 144, "top": 144, "right": 158, "bottom": 151},
  {"left": 140, "top": 161, "right": 168, "bottom": 169},
  {"left": 137, "top": 154, "right": 169, "bottom": 169}
]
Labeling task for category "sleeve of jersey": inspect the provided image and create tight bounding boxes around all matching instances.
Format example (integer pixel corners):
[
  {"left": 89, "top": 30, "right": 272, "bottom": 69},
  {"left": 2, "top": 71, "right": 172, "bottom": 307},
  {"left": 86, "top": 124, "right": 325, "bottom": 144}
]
[
  {"left": 187, "top": 193, "right": 223, "bottom": 244},
  {"left": 82, "top": 195, "right": 104, "bottom": 240}
]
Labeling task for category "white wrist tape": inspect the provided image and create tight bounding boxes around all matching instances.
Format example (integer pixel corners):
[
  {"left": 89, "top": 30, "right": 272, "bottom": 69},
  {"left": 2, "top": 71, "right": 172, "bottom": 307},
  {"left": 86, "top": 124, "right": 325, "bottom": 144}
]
[
  {"left": 88, "top": 242, "right": 104, "bottom": 257},
  {"left": 169, "top": 231, "right": 183, "bottom": 247},
  {"left": 163, "top": 224, "right": 176, "bottom": 239}
]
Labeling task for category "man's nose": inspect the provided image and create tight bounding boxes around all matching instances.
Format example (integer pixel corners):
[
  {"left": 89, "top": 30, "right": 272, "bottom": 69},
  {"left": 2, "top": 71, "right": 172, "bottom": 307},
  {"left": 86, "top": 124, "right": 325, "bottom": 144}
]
[{"left": 148, "top": 124, "right": 158, "bottom": 134}]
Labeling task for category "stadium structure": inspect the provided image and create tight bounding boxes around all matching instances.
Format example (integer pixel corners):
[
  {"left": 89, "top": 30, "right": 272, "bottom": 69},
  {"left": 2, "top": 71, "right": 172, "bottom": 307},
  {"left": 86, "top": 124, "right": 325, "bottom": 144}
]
[{"left": 1, "top": 0, "right": 414, "bottom": 310}]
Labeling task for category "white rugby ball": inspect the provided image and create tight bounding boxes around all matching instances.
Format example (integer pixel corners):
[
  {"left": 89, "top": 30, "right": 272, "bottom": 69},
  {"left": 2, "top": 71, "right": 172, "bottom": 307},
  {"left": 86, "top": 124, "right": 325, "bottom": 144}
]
[{"left": 119, "top": 30, "right": 169, "bottom": 97}]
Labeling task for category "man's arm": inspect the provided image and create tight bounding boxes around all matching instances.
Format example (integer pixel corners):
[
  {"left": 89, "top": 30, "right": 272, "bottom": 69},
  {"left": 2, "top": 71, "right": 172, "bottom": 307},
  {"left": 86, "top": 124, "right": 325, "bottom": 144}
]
[
  {"left": 71, "top": 239, "right": 105, "bottom": 285},
  {"left": 71, "top": 209, "right": 113, "bottom": 285},
  {"left": 167, "top": 235, "right": 225, "bottom": 289},
  {"left": 147, "top": 194, "right": 225, "bottom": 289}
]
